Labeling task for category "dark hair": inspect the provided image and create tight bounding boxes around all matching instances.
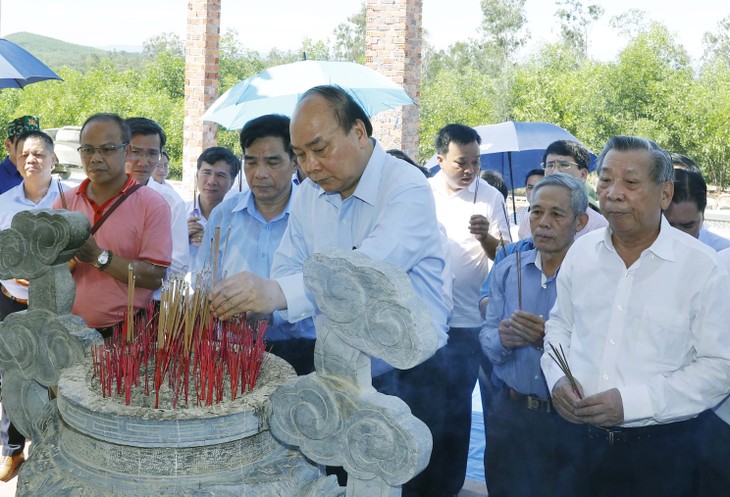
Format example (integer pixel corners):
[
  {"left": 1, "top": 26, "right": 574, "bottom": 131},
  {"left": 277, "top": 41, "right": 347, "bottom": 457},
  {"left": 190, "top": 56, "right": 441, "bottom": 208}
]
[
  {"left": 542, "top": 140, "right": 590, "bottom": 170},
  {"left": 481, "top": 169, "right": 508, "bottom": 200},
  {"left": 596, "top": 136, "right": 673, "bottom": 184},
  {"left": 15, "top": 130, "right": 54, "bottom": 151},
  {"left": 240, "top": 114, "right": 293, "bottom": 158},
  {"left": 386, "top": 149, "right": 430, "bottom": 177},
  {"left": 81, "top": 113, "right": 131, "bottom": 144},
  {"left": 524, "top": 168, "right": 545, "bottom": 184},
  {"left": 196, "top": 146, "right": 240, "bottom": 178},
  {"left": 434, "top": 124, "right": 481, "bottom": 155},
  {"left": 161, "top": 150, "right": 169, "bottom": 160},
  {"left": 672, "top": 168, "right": 707, "bottom": 213},
  {"left": 670, "top": 152, "right": 701, "bottom": 175},
  {"left": 299, "top": 85, "right": 373, "bottom": 137},
  {"left": 125, "top": 117, "right": 167, "bottom": 148}
]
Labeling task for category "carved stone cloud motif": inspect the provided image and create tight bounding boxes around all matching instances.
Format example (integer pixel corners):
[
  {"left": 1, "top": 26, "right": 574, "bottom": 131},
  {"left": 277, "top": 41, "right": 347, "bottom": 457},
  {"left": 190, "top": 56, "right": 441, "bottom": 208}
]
[{"left": 269, "top": 250, "right": 439, "bottom": 495}]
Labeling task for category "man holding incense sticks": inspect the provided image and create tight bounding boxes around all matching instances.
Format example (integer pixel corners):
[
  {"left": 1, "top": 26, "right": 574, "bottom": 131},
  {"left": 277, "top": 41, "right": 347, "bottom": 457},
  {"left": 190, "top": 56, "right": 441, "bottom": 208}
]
[
  {"left": 187, "top": 146, "right": 238, "bottom": 267},
  {"left": 541, "top": 136, "right": 730, "bottom": 497},
  {"left": 196, "top": 114, "right": 316, "bottom": 376},
  {"left": 417, "top": 123, "right": 509, "bottom": 497},
  {"left": 480, "top": 173, "right": 587, "bottom": 497},
  {"left": 208, "top": 86, "right": 450, "bottom": 487},
  {"left": 55, "top": 114, "right": 172, "bottom": 334}
]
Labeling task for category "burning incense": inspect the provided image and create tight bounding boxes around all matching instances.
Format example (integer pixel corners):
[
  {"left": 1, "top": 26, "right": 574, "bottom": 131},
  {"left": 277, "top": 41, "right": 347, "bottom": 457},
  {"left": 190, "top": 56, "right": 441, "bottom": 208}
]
[
  {"left": 548, "top": 343, "right": 583, "bottom": 399},
  {"left": 56, "top": 180, "right": 68, "bottom": 209}
]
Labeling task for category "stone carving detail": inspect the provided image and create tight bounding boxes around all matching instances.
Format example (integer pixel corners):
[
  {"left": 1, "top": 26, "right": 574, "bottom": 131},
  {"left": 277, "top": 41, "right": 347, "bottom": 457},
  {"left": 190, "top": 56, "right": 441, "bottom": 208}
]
[{"left": 270, "top": 250, "right": 439, "bottom": 495}]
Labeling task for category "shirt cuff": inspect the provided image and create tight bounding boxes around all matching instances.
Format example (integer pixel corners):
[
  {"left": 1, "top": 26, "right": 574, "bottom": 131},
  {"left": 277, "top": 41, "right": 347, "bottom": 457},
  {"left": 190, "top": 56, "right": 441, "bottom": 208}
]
[
  {"left": 618, "top": 384, "right": 653, "bottom": 423},
  {"left": 275, "top": 272, "right": 315, "bottom": 323}
]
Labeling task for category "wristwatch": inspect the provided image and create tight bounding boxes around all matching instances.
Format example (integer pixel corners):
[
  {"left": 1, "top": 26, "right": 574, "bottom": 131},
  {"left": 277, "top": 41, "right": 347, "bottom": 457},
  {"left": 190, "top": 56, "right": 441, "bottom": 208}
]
[{"left": 94, "top": 250, "right": 112, "bottom": 271}]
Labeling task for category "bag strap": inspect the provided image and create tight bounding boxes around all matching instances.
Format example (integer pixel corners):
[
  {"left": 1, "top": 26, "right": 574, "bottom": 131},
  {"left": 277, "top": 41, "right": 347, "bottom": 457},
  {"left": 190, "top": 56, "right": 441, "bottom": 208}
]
[{"left": 90, "top": 183, "right": 144, "bottom": 235}]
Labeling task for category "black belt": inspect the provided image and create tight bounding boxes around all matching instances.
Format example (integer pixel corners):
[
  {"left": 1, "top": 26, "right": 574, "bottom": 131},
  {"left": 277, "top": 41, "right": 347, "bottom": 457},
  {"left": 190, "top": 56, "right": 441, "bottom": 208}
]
[
  {"left": 587, "top": 418, "right": 698, "bottom": 446},
  {"left": 507, "top": 387, "right": 552, "bottom": 413}
]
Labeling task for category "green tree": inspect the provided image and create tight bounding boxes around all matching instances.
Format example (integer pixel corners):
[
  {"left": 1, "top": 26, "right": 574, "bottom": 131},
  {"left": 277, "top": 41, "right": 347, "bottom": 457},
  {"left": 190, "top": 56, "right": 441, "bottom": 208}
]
[
  {"left": 554, "top": 0, "right": 604, "bottom": 58},
  {"left": 332, "top": 1, "right": 366, "bottom": 63},
  {"left": 702, "top": 15, "right": 730, "bottom": 66}
]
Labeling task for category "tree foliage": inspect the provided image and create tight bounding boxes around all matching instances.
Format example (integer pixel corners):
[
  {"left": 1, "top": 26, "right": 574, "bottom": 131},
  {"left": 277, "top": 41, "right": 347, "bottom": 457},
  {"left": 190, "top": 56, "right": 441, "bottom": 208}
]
[{"left": 3, "top": 4, "right": 730, "bottom": 188}]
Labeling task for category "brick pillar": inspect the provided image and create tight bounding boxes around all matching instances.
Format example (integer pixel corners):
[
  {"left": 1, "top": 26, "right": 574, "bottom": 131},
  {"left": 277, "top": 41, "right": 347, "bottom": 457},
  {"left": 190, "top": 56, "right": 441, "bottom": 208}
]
[
  {"left": 183, "top": 0, "right": 221, "bottom": 196},
  {"left": 365, "top": 0, "right": 422, "bottom": 161}
]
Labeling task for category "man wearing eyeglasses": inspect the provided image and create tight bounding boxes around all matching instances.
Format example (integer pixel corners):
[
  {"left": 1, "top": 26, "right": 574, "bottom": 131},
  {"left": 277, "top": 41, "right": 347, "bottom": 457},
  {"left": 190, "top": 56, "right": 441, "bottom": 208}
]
[
  {"left": 517, "top": 140, "right": 607, "bottom": 240},
  {"left": 54, "top": 113, "right": 172, "bottom": 332},
  {"left": 124, "top": 118, "right": 189, "bottom": 289}
]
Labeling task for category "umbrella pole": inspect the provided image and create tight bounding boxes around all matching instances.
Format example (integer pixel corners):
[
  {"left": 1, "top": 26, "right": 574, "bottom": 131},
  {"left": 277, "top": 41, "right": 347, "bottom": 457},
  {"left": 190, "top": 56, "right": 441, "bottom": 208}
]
[{"left": 508, "top": 152, "right": 517, "bottom": 226}]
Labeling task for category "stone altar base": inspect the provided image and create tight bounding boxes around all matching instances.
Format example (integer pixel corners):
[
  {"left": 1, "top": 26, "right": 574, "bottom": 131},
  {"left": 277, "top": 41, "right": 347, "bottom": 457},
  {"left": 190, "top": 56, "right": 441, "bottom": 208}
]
[{"left": 15, "top": 353, "right": 338, "bottom": 497}]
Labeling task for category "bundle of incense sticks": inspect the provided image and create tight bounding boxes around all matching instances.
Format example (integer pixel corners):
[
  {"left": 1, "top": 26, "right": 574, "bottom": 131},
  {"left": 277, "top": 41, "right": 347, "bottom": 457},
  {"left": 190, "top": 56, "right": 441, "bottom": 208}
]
[
  {"left": 91, "top": 272, "right": 268, "bottom": 409},
  {"left": 548, "top": 343, "right": 583, "bottom": 399}
]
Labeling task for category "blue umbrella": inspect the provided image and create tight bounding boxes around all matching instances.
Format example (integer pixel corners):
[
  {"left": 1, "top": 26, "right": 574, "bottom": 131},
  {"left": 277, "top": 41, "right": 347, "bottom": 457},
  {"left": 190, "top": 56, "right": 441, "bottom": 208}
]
[
  {"left": 203, "top": 60, "right": 416, "bottom": 129},
  {"left": 0, "top": 39, "right": 62, "bottom": 89},
  {"left": 427, "top": 121, "right": 596, "bottom": 188},
  {"left": 426, "top": 121, "right": 596, "bottom": 222}
]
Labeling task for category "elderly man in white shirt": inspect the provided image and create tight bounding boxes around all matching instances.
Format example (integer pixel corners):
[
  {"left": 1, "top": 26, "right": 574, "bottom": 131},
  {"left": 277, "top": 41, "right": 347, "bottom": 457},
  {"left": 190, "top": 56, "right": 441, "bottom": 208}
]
[{"left": 541, "top": 136, "right": 730, "bottom": 497}]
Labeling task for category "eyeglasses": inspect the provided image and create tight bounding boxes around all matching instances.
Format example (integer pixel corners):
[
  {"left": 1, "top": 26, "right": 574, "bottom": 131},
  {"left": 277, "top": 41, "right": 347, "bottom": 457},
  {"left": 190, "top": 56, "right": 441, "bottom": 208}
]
[
  {"left": 77, "top": 143, "right": 128, "bottom": 157},
  {"left": 128, "top": 147, "right": 162, "bottom": 164},
  {"left": 542, "top": 160, "right": 579, "bottom": 171}
]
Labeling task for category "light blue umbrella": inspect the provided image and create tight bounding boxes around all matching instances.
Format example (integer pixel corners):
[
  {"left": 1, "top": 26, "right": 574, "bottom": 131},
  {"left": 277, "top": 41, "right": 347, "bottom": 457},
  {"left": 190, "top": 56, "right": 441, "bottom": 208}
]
[
  {"left": 203, "top": 60, "right": 416, "bottom": 130},
  {"left": 0, "top": 39, "right": 62, "bottom": 89}
]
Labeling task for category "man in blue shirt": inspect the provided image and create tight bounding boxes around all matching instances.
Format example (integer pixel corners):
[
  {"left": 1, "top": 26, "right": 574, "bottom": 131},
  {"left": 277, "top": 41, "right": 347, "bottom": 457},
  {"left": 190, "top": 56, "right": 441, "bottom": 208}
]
[
  {"left": 0, "top": 116, "right": 40, "bottom": 195},
  {"left": 209, "top": 85, "right": 449, "bottom": 490},
  {"left": 480, "top": 173, "right": 588, "bottom": 497},
  {"left": 197, "top": 114, "right": 316, "bottom": 375},
  {"left": 208, "top": 86, "right": 449, "bottom": 353}
]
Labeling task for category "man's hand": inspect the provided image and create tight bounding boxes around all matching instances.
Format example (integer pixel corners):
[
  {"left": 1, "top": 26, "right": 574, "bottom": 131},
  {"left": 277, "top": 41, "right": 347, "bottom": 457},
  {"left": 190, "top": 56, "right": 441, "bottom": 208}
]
[
  {"left": 469, "top": 214, "right": 491, "bottom": 241},
  {"left": 498, "top": 310, "right": 545, "bottom": 349},
  {"left": 74, "top": 234, "right": 102, "bottom": 264},
  {"left": 209, "top": 272, "right": 287, "bottom": 321},
  {"left": 575, "top": 388, "right": 624, "bottom": 427},
  {"left": 470, "top": 214, "right": 500, "bottom": 260},
  {"left": 551, "top": 376, "right": 585, "bottom": 424},
  {"left": 188, "top": 216, "right": 205, "bottom": 246}
]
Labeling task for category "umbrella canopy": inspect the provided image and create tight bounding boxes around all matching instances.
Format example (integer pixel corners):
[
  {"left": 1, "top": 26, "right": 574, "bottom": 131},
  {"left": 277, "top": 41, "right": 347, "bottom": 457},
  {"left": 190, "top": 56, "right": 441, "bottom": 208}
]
[
  {"left": 0, "top": 39, "right": 62, "bottom": 89},
  {"left": 426, "top": 121, "right": 596, "bottom": 189},
  {"left": 203, "top": 60, "right": 416, "bottom": 129}
]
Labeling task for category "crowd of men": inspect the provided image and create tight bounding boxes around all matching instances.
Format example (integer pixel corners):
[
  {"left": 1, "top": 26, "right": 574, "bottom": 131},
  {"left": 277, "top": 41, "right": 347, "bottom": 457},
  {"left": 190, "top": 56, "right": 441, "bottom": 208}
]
[{"left": 0, "top": 84, "right": 729, "bottom": 497}]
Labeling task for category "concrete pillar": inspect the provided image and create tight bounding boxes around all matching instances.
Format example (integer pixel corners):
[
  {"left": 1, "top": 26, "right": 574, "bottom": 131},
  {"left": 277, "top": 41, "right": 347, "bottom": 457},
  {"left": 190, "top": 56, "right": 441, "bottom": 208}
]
[
  {"left": 182, "top": 0, "right": 221, "bottom": 196},
  {"left": 365, "top": 0, "right": 422, "bottom": 161}
]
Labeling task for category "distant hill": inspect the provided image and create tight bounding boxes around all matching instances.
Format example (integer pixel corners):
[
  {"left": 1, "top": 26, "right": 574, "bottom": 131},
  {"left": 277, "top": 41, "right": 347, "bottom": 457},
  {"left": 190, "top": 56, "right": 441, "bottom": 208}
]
[{"left": 5, "top": 32, "right": 146, "bottom": 73}]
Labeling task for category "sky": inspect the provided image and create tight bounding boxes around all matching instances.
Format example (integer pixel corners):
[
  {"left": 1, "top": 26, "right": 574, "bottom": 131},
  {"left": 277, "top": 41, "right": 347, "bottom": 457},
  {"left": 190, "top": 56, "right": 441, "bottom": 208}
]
[{"left": 0, "top": 0, "right": 727, "bottom": 62}]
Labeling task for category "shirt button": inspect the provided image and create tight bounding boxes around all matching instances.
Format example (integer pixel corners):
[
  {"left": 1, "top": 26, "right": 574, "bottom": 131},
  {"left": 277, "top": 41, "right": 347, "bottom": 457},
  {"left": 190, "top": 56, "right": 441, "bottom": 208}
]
[
  {"left": 602, "top": 374, "right": 608, "bottom": 380},
  {"left": 609, "top": 339, "right": 616, "bottom": 345},
  {"left": 617, "top": 305, "right": 623, "bottom": 311},
  {"left": 542, "top": 284, "right": 547, "bottom": 289}
]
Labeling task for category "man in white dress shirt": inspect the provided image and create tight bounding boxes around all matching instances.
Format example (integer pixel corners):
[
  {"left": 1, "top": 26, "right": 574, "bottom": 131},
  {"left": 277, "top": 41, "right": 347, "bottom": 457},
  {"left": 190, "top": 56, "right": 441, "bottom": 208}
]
[{"left": 541, "top": 136, "right": 730, "bottom": 497}]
